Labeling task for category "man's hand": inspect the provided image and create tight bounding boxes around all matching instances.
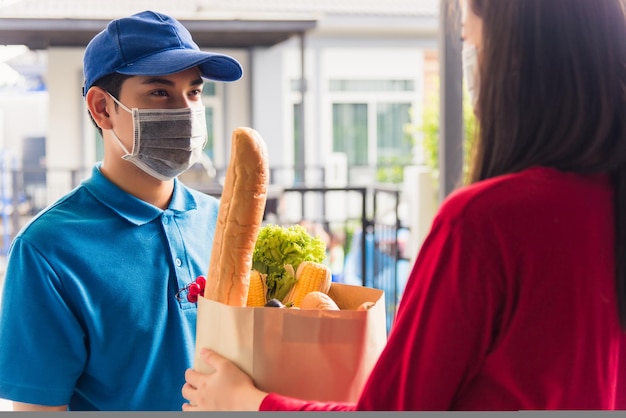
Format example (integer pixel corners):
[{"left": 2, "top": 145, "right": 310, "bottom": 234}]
[{"left": 181, "top": 348, "right": 267, "bottom": 411}]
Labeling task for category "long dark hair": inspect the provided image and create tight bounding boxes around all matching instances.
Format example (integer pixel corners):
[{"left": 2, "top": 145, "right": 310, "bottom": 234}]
[{"left": 466, "top": 0, "right": 626, "bottom": 328}]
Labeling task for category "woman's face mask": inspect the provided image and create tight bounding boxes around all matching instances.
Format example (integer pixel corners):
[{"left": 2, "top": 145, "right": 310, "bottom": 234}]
[
  {"left": 108, "top": 93, "right": 207, "bottom": 181},
  {"left": 462, "top": 42, "right": 480, "bottom": 109}
]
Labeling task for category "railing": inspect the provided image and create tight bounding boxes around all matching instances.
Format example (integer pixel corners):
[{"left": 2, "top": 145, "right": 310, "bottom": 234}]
[
  {"left": 0, "top": 165, "right": 413, "bottom": 332},
  {"left": 0, "top": 166, "right": 91, "bottom": 254},
  {"left": 272, "top": 184, "right": 410, "bottom": 331}
]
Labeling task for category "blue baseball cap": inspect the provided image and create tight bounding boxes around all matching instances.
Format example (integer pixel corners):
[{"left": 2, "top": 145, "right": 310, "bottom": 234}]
[{"left": 82, "top": 10, "right": 243, "bottom": 96}]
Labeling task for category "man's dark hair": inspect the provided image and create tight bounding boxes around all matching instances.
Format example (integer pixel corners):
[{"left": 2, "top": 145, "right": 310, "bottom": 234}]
[{"left": 86, "top": 72, "right": 134, "bottom": 137}]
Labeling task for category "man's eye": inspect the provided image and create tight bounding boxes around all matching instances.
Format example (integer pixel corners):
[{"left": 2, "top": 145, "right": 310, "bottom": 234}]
[
  {"left": 151, "top": 90, "right": 169, "bottom": 97},
  {"left": 190, "top": 89, "right": 202, "bottom": 96}
]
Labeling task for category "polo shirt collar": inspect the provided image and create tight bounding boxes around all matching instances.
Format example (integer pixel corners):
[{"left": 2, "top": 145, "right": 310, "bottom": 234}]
[{"left": 83, "top": 164, "right": 199, "bottom": 226}]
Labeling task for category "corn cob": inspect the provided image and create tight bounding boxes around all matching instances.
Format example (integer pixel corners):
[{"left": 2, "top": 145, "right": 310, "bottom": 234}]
[
  {"left": 282, "top": 261, "right": 331, "bottom": 308},
  {"left": 246, "top": 270, "right": 268, "bottom": 307}
]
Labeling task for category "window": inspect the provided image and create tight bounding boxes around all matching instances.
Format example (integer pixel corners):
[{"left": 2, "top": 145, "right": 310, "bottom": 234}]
[
  {"left": 294, "top": 102, "right": 304, "bottom": 183},
  {"left": 201, "top": 82, "right": 220, "bottom": 160},
  {"left": 329, "top": 79, "right": 414, "bottom": 92},
  {"left": 289, "top": 77, "right": 417, "bottom": 184},
  {"left": 204, "top": 107, "right": 214, "bottom": 159},
  {"left": 333, "top": 103, "right": 368, "bottom": 166},
  {"left": 377, "top": 102, "right": 412, "bottom": 160},
  {"left": 330, "top": 80, "right": 415, "bottom": 166}
]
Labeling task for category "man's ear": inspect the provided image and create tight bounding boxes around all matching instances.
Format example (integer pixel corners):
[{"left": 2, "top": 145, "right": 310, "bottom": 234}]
[{"left": 85, "top": 87, "right": 113, "bottom": 130}]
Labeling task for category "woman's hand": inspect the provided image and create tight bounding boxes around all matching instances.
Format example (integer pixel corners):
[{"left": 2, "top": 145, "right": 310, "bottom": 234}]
[{"left": 182, "top": 348, "right": 268, "bottom": 411}]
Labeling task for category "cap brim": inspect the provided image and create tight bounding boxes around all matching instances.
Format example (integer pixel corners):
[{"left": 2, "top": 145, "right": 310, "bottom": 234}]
[{"left": 115, "top": 49, "right": 243, "bottom": 82}]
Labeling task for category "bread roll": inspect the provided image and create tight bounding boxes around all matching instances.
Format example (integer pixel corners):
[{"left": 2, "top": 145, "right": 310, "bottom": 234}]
[
  {"left": 204, "top": 127, "right": 269, "bottom": 306},
  {"left": 357, "top": 301, "right": 376, "bottom": 311},
  {"left": 300, "top": 291, "right": 340, "bottom": 310}
]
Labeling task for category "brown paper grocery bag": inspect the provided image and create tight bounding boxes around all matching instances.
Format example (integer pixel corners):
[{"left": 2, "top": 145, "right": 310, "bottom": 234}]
[{"left": 194, "top": 282, "right": 387, "bottom": 403}]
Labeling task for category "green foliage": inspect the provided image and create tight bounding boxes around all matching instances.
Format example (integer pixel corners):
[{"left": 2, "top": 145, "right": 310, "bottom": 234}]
[
  {"left": 252, "top": 224, "right": 327, "bottom": 301},
  {"left": 376, "top": 154, "right": 415, "bottom": 184},
  {"left": 342, "top": 220, "right": 358, "bottom": 256},
  {"left": 375, "top": 94, "right": 477, "bottom": 185},
  {"left": 410, "top": 93, "right": 478, "bottom": 187},
  {"left": 375, "top": 124, "right": 417, "bottom": 184}
]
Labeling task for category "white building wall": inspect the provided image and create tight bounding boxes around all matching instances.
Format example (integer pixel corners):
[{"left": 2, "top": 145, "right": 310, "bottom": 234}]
[
  {"left": 218, "top": 48, "right": 251, "bottom": 169},
  {"left": 2, "top": 30, "right": 438, "bottom": 229},
  {"left": 0, "top": 90, "right": 47, "bottom": 159},
  {"left": 280, "top": 36, "right": 430, "bottom": 171},
  {"left": 256, "top": 34, "right": 431, "bottom": 223},
  {"left": 251, "top": 44, "right": 288, "bottom": 177},
  {"left": 46, "top": 47, "right": 86, "bottom": 203}
]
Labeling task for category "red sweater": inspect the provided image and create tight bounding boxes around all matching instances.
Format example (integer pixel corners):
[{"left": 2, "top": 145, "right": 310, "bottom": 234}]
[{"left": 261, "top": 167, "right": 626, "bottom": 411}]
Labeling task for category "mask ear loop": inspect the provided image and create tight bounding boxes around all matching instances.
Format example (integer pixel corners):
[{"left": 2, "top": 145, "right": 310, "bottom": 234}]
[
  {"left": 110, "top": 129, "right": 134, "bottom": 158},
  {"left": 106, "top": 92, "right": 137, "bottom": 157},
  {"left": 462, "top": 42, "right": 480, "bottom": 109},
  {"left": 107, "top": 92, "right": 133, "bottom": 113}
]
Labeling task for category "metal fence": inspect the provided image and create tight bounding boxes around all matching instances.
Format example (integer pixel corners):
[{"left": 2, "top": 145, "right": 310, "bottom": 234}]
[
  {"left": 0, "top": 165, "right": 412, "bottom": 332},
  {"left": 271, "top": 185, "right": 411, "bottom": 331},
  {"left": 0, "top": 165, "right": 91, "bottom": 255}
]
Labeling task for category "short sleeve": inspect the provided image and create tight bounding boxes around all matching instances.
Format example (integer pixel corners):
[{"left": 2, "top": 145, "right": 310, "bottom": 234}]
[{"left": 0, "top": 236, "right": 86, "bottom": 406}]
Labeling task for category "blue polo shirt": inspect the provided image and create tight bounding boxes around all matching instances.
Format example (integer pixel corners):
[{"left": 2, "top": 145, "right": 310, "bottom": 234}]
[{"left": 0, "top": 164, "right": 219, "bottom": 411}]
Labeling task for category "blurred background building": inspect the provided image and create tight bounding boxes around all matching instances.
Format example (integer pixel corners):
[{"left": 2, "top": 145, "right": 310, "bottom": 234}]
[
  {"left": 0, "top": 2, "right": 463, "bottom": 408},
  {"left": 0, "top": 0, "right": 443, "bottom": 255}
]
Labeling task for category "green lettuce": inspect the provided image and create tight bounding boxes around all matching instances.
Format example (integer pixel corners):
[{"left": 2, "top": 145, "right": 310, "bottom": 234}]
[{"left": 252, "top": 224, "right": 327, "bottom": 302}]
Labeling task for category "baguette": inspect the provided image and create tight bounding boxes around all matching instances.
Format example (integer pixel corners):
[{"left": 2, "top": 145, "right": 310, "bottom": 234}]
[{"left": 204, "top": 127, "right": 269, "bottom": 306}]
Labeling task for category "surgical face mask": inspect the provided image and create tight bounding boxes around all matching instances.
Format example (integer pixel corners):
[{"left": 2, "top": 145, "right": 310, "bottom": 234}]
[
  {"left": 108, "top": 93, "right": 207, "bottom": 181},
  {"left": 462, "top": 42, "right": 480, "bottom": 108}
]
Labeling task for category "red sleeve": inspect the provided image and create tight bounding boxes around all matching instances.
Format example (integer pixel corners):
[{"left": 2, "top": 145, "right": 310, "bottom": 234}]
[
  {"left": 259, "top": 393, "right": 356, "bottom": 411},
  {"left": 616, "top": 340, "right": 626, "bottom": 409},
  {"left": 356, "top": 206, "right": 505, "bottom": 410}
]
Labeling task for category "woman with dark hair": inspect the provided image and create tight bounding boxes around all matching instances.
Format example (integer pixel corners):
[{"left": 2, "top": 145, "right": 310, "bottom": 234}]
[{"left": 181, "top": 0, "right": 626, "bottom": 410}]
